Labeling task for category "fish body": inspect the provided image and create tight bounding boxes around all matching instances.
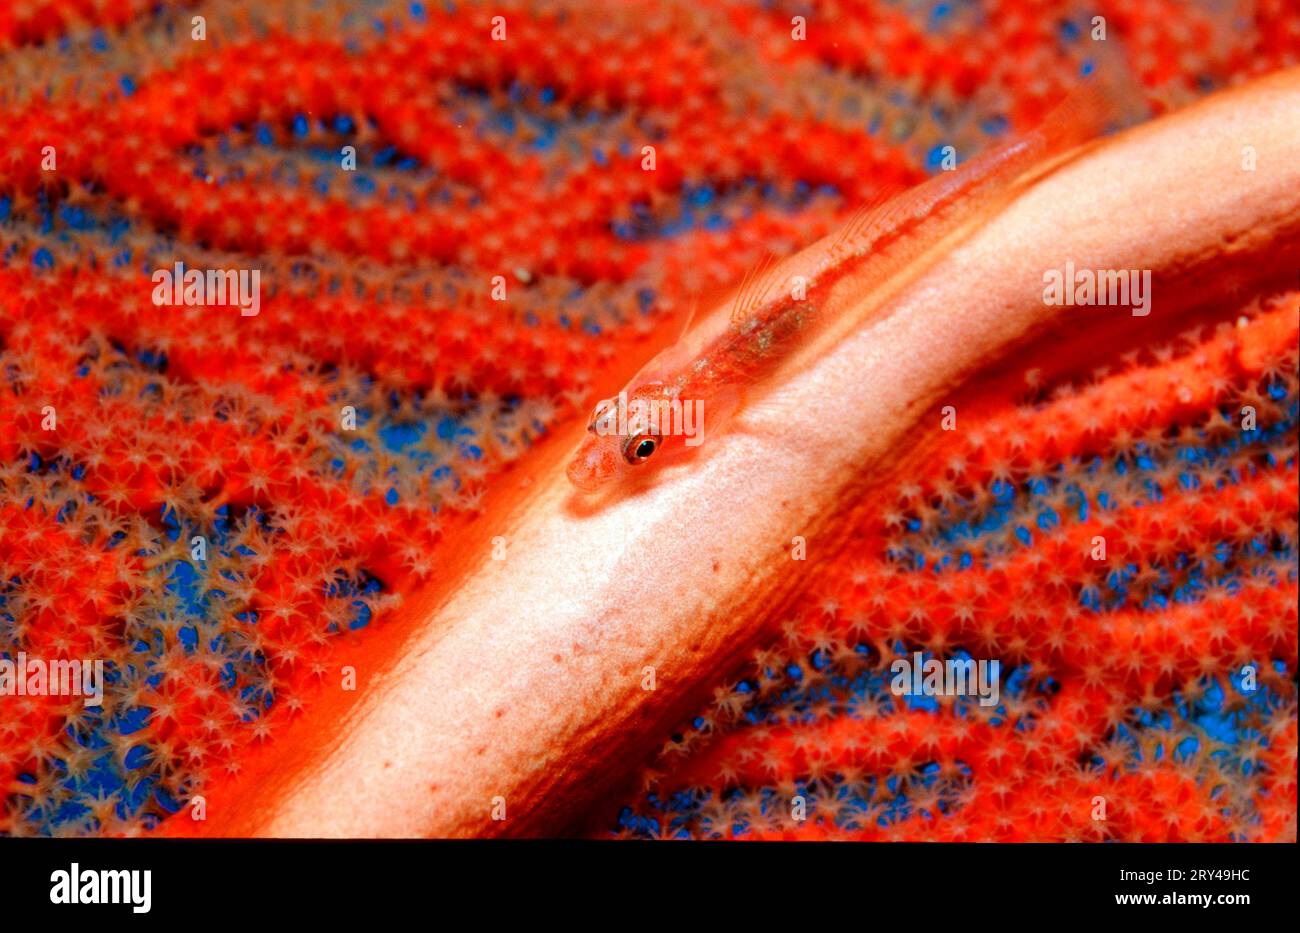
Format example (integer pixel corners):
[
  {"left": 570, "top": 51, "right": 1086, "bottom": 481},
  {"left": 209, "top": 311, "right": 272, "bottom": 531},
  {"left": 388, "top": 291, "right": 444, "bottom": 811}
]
[{"left": 567, "top": 77, "right": 1127, "bottom": 492}]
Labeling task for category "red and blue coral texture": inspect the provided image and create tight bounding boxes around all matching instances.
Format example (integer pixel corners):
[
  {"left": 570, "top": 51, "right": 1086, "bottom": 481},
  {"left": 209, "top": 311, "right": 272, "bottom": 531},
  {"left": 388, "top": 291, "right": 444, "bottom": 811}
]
[{"left": 0, "top": 0, "right": 1295, "bottom": 840}]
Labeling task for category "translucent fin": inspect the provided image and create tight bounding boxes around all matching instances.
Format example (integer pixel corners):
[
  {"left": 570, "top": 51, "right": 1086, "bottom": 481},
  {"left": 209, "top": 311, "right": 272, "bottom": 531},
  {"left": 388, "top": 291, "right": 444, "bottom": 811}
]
[
  {"left": 829, "top": 184, "right": 907, "bottom": 255},
  {"left": 672, "top": 295, "right": 699, "bottom": 344}
]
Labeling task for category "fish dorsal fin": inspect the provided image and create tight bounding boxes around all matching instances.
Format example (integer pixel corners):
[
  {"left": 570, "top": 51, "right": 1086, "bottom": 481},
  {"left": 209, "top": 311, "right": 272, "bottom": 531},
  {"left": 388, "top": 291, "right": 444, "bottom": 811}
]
[
  {"left": 830, "top": 184, "right": 908, "bottom": 255},
  {"left": 728, "top": 251, "right": 784, "bottom": 328},
  {"left": 724, "top": 183, "right": 915, "bottom": 332}
]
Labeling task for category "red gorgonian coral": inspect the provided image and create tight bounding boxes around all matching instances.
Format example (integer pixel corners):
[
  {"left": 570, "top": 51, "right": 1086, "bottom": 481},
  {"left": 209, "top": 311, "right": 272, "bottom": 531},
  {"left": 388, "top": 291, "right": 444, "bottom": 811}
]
[{"left": 0, "top": 0, "right": 1295, "bottom": 841}]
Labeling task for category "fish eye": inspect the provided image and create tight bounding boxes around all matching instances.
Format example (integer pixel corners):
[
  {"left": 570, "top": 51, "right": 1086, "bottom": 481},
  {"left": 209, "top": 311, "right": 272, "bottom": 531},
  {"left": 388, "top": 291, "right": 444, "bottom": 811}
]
[{"left": 622, "top": 432, "right": 661, "bottom": 465}]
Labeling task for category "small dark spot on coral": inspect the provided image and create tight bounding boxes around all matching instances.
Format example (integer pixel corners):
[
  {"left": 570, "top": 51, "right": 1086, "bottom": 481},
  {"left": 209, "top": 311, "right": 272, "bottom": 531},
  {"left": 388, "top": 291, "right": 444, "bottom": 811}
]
[
  {"left": 495, "top": 707, "right": 505, "bottom": 718},
  {"left": 553, "top": 653, "right": 563, "bottom": 663},
  {"left": 712, "top": 560, "right": 720, "bottom": 573}
]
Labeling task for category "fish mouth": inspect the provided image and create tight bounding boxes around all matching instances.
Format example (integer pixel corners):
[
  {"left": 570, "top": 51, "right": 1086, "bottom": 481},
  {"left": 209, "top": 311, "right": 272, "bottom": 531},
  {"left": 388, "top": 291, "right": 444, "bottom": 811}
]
[
  {"left": 565, "top": 461, "right": 601, "bottom": 491},
  {"left": 565, "top": 433, "right": 623, "bottom": 492}
]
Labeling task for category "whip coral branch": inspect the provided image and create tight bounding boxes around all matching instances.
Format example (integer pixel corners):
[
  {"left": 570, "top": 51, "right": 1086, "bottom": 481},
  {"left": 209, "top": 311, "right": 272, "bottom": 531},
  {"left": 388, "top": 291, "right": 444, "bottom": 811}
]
[{"left": 181, "top": 67, "right": 1300, "bottom": 838}]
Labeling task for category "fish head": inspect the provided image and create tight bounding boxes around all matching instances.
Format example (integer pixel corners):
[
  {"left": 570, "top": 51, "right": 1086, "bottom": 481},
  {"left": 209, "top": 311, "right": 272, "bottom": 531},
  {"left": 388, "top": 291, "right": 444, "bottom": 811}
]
[{"left": 565, "top": 382, "right": 676, "bottom": 491}]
